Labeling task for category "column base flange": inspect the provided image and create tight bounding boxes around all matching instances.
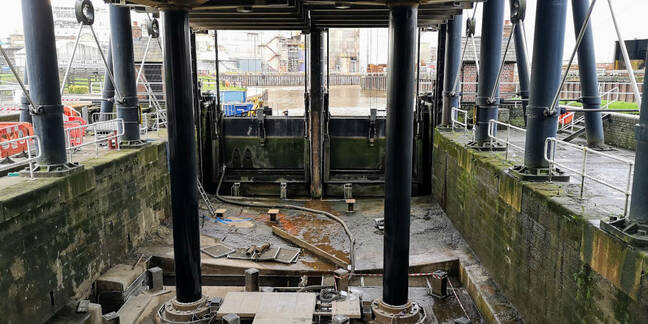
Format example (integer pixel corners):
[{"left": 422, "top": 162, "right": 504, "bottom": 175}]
[
  {"left": 508, "top": 165, "right": 570, "bottom": 182},
  {"left": 371, "top": 299, "right": 426, "bottom": 324},
  {"left": 466, "top": 141, "right": 506, "bottom": 151},
  {"left": 157, "top": 295, "right": 218, "bottom": 323},
  {"left": 20, "top": 162, "right": 84, "bottom": 178},
  {"left": 600, "top": 217, "right": 648, "bottom": 247}
]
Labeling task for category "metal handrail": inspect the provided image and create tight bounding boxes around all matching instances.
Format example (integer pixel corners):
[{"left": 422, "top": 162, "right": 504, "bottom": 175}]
[
  {"left": 487, "top": 119, "right": 526, "bottom": 161},
  {"left": 64, "top": 118, "right": 124, "bottom": 162},
  {"left": 544, "top": 137, "right": 634, "bottom": 216},
  {"left": 451, "top": 107, "right": 469, "bottom": 133},
  {"left": 0, "top": 135, "right": 42, "bottom": 179}
]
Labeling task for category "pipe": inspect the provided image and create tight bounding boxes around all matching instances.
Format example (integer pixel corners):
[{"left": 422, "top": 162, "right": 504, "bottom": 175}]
[
  {"left": 20, "top": 68, "right": 31, "bottom": 123},
  {"left": 474, "top": 0, "right": 505, "bottom": 145},
  {"left": 109, "top": 5, "right": 140, "bottom": 142},
  {"left": 512, "top": 20, "right": 530, "bottom": 126},
  {"left": 309, "top": 28, "right": 325, "bottom": 198},
  {"left": 100, "top": 38, "right": 115, "bottom": 115},
  {"left": 524, "top": 0, "right": 568, "bottom": 170},
  {"left": 628, "top": 50, "right": 648, "bottom": 225},
  {"left": 162, "top": 9, "right": 202, "bottom": 303},
  {"left": 214, "top": 166, "right": 356, "bottom": 272},
  {"left": 572, "top": 0, "right": 605, "bottom": 147},
  {"left": 383, "top": 2, "right": 417, "bottom": 307},
  {"left": 21, "top": 0, "right": 67, "bottom": 166},
  {"left": 441, "top": 13, "right": 463, "bottom": 126}
]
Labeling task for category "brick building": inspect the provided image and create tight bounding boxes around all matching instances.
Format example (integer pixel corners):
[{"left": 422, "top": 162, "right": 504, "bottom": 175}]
[{"left": 460, "top": 21, "right": 518, "bottom": 103}]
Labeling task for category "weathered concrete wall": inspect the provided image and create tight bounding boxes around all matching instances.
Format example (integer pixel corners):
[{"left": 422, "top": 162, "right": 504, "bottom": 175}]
[
  {"left": 0, "top": 141, "right": 170, "bottom": 324},
  {"left": 603, "top": 112, "right": 639, "bottom": 150},
  {"left": 432, "top": 129, "right": 648, "bottom": 323}
]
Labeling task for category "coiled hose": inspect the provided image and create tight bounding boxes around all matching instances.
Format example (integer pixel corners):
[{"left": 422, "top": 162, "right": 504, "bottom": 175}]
[{"left": 215, "top": 166, "right": 356, "bottom": 273}]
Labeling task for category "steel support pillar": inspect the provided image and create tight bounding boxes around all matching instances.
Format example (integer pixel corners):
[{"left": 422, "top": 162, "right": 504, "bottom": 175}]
[
  {"left": 21, "top": 0, "right": 68, "bottom": 167},
  {"left": 473, "top": 0, "right": 505, "bottom": 146},
  {"left": 100, "top": 38, "right": 115, "bottom": 115},
  {"left": 433, "top": 24, "right": 446, "bottom": 126},
  {"left": 383, "top": 2, "right": 417, "bottom": 308},
  {"left": 512, "top": 22, "right": 530, "bottom": 126},
  {"left": 20, "top": 68, "right": 31, "bottom": 123},
  {"left": 523, "top": 0, "right": 568, "bottom": 171},
  {"left": 572, "top": 0, "right": 605, "bottom": 147},
  {"left": 629, "top": 63, "right": 648, "bottom": 224},
  {"left": 309, "top": 28, "right": 325, "bottom": 198},
  {"left": 162, "top": 9, "right": 202, "bottom": 303},
  {"left": 441, "top": 13, "right": 463, "bottom": 126},
  {"left": 109, "top": 5, "right": 142, "bottom": 144},
  {"left": 600, "top": 52, "right": 648, "bottom": 246},
  {"left": 191, "top": 31, "right": 203, "bottom": 179}
]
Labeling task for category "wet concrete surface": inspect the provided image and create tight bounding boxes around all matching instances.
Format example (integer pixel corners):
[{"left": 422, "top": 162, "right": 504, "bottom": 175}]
[
  {"left": 457, "top": 128, "right": 637, "bottom": 220},
  {"left": 200, "top": 196, "right": 474, "bottom": 272}
]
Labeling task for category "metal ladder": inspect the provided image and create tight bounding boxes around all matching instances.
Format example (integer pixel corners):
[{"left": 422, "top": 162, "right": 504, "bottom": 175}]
[{"left": 196, "top": 177, "right": 217, "bottom": 218}]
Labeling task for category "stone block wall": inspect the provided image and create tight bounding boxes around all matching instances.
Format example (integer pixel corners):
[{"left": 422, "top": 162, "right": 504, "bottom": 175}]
[
  {"left": 603, "top": 112, "right": 639, "bottom": 150},
  {"left": 432, "top": 130, "right": 648, "bottom": 323},
  {"left": 0, "top": 141, "right": 171, "bottom": 324}
]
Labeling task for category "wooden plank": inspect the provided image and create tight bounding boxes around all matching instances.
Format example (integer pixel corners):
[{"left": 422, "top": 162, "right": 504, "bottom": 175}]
[
  {"left": 271, "top": 226, "right": 348, "bottom": 268},
  {"left": 217, "top": 292, "right": 316, "bottom": 319},
  {"left": 332, "top": 296, "right": 362, "bottom": 319},
  {"left": 253, "top": 313, "right": 312, "bottom": 324}
]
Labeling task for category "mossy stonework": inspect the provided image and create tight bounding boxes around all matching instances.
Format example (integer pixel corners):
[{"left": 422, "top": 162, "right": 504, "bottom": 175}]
[
  {"left": 0, "top": 141, "right": 171, "bottom": 324},
  {"left": 432, "top": 129, "right": 648, "bottom": 323}
]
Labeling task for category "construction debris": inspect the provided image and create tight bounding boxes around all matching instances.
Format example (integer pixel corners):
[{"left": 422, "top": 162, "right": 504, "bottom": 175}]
[{"left": 272, "top": 226, "right": 348, "bottom": 268}]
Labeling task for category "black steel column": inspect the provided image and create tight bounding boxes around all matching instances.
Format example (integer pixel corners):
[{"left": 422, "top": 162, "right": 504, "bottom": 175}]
[
  {"left": 441, "top": 13, "right": 463, "bottom": 125},
  {"left": 309, "top": 28, "right": 325, "bottom": 198},
  {"left": 628, "top": 52, "right": 648, "bottom": 224},
  {"left": 191, "top": 31, "right": 203, "bottom": 179},
  {"left": 20, "top": 68, "right": 31, "bottom": 123},
  {"left": 162, "top": 9, "right": 202, "bottom": 303},
  {"left": 383, "top": 2, "right": 417, "bottom": 307},
  {"left": 433, "top": 24, "right": 446, "bottom": 126},
  {"left": 512, "top": 21, "right": 530, "bottom": 126},
  {"left": 109, "top": 5, "right": 140, "bottom": 142},
  {"left": 474, "top": 0, "right": 505, "bottom": 145},
  {"left": 21, "top": 0, "right": 67, "bottom": 166},
  {"left": 100, "top": 38, "right": 115, "bottom": 114},
  {"left": 524, "top": 0, "right": 568, "bottom": 170},
  {"left": 572, "top": 0, "right": 605, "bottom": 147}
]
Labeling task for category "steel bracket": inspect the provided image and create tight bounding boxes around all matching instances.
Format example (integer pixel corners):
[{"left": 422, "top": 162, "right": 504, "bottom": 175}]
[{"left": 601, "top": 217, "right": 648, "bottom": 247}]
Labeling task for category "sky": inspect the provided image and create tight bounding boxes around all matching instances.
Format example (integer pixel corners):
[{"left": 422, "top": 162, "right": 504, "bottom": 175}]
[{"left": 2, "top": 0, "right": 648, "bottom": 64}]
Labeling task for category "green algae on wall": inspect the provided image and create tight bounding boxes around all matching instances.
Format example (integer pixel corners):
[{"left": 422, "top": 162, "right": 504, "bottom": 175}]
[
  {"left": 0, "top": 141, "right": 171, "bottom": 324},
  {"left": 432, "top": 128, "right": 648, "bottom": 324}
]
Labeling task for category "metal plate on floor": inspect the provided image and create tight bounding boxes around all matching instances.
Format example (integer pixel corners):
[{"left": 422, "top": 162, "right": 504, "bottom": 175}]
[
  {"left": 227, "top": 247, "right": 281, "bottom": 261},
  {"left": 202, "top": 243, "right": 235, "bottom": 258},
  {"left": 275, "top": 247, "right": 301, "bottom": 264}
]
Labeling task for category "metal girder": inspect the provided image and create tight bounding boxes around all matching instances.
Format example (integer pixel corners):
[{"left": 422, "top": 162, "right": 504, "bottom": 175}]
[{"left": 121, "top": 0, "right": 480, "bottom": 30}]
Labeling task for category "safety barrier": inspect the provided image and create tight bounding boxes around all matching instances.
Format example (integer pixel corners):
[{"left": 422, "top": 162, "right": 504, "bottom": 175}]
[
  {"left": 450, "top": 107, "right": 469, "bottom": 133},
  {"left": 487, "top": 119, "right": 527, "bottom": 161},
  {"left": 544, "top": 137, "right": 634, "bottom": 216},
  {"left": 0, "top": 122, "right": 34, "bottom": 158},
  {"left": 0, "top": 134, "right": 41, "bottom": 179},
  {"left": 64, "top": 118, "right": 124, "bottom": 162}
]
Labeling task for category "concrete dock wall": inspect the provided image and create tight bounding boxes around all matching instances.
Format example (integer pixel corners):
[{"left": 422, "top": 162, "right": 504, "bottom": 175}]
[
  {"left": 432, "top": 129, "right": 648, "bottom": 323},
  {"left": 0, "top": 141, "right": 171, "bottom": 324}
]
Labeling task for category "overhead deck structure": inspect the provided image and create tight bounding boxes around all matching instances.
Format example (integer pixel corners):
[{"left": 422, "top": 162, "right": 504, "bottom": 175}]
[{"left": 111, "top": 0, "right": 480, "bottom": 29}]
